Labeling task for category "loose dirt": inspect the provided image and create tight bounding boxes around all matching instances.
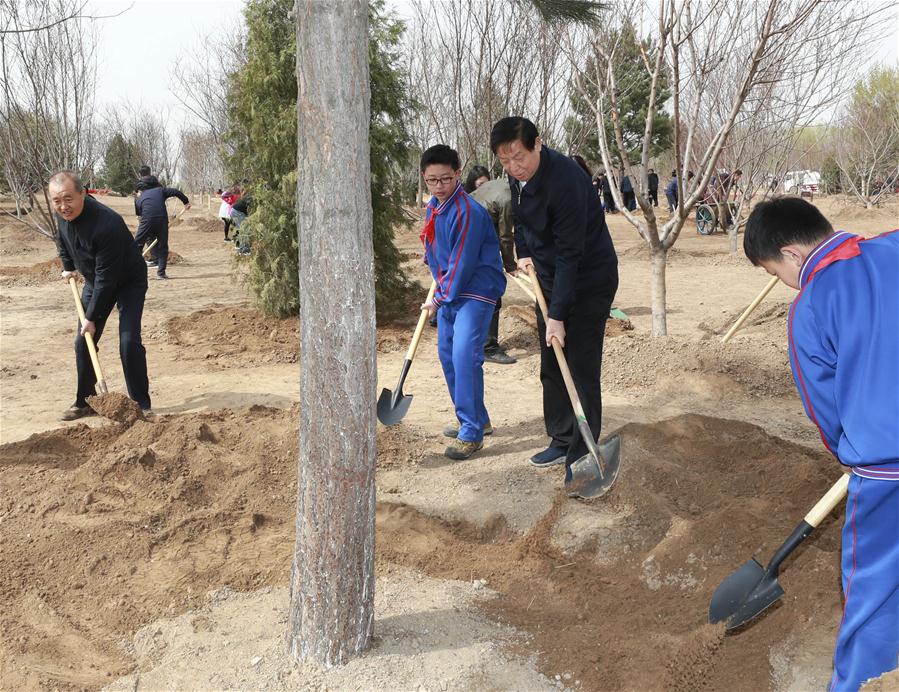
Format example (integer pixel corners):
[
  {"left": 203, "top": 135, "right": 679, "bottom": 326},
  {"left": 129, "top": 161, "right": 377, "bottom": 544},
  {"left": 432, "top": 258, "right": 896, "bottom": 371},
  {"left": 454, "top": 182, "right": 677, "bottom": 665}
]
[
  {"left": 87, "top": 392, "right": 145, "bottom": 424},
  {"left": 0, "top": 408, "right": 841, "bottom": 690},
  {"left": 4, "top": 194, "right": 895, "bottom": 690}
]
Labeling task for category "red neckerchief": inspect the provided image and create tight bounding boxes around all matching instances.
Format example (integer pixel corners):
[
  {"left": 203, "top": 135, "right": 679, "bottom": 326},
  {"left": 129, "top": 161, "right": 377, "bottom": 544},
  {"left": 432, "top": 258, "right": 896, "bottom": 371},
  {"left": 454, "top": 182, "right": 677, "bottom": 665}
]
[{"left": 420, "top": 184, "right": 462, "bottom": 247}]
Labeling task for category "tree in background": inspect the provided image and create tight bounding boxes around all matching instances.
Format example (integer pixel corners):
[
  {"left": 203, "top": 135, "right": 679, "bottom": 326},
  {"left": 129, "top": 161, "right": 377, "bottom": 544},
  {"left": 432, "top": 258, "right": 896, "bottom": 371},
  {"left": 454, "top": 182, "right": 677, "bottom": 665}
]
[
  {"left": 0, "top": 0, "right": 102, "bottom": 236},
  {"left": 100, "top": 132, "right": 141, "bottom": 195},
  {"left": 832, "top": 65, "right": 899, "bottom": 209},
  {"left": 225, "top": 0, "right": 413, "bottom": 319},
  {"left": 566, "top": 21, "right": 672, "bottom": 171}
]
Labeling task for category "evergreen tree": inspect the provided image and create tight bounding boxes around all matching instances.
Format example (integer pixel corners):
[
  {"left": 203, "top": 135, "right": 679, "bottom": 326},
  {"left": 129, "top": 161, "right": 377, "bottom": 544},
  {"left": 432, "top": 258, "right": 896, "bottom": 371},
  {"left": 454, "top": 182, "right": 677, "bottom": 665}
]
[
  {"left": 226, "top": 0, "right": 413, "bottom": 318},
  {"left": 566, "top": 22, "right": 672, "bottom": 171},
  {"left": 101, "top": 132, "right": 140, "bottom": 195}
]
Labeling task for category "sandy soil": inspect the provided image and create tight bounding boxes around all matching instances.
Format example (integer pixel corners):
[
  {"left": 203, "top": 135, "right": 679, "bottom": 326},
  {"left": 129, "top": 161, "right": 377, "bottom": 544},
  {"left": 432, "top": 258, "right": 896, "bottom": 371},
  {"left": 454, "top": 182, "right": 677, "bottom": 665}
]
[{"left": 1, "top": 193, "right": 898, "bottom": 691}]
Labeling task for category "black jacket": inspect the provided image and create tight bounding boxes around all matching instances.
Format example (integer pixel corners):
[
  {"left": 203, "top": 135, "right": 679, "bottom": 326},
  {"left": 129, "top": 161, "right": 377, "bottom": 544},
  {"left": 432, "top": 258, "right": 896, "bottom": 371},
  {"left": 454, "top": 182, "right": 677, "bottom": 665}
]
[
  {"left": 648, "top": 172, "right": 659, "bottom": 191},
  {"left": 511, "top": 146, "right": 618, "bottom": 320},
  {"left": 135, "top": 185, "right": 189, "bottom": 221},
  {"left": 56, "top": 196, "right": 147, "bottom": 322}
]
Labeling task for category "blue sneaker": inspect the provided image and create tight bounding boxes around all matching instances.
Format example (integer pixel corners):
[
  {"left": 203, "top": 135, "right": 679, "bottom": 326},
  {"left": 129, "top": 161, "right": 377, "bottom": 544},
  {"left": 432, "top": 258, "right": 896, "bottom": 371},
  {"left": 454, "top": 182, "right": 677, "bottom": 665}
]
[{"left": 529, "top": 446, "right": 566, "bottom": 467}]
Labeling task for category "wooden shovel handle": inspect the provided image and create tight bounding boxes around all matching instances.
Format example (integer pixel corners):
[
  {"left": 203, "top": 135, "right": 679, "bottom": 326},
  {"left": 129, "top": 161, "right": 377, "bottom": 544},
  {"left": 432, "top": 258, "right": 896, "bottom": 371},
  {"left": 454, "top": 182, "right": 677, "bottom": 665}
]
[
  {"left": 721, "top": 275, "right": 779, "bottom": 344},
  {"left": 506, "top": 271, "right": 536, "bottom": 302},
  {"left": 804, "top": 474, "right": 850, "bottom": 528},
  {"left": 142, "top": 238, "right": 158, "bottom": 258},
  {"left": 68, "top": 277, "right": 108, "bottom": 394},
  {"left": 526, "top": 265, "right": 587, "bottom": 423},
  {"left": 404, "top": 280, "right": 438, "bottom": 361}
]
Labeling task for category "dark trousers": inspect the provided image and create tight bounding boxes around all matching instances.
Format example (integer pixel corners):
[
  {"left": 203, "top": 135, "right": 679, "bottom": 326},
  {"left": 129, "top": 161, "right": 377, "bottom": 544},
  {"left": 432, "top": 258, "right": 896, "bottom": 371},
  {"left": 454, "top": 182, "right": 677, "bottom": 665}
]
[
  {"left": 666, "top": 192, "right": 677, "bottom": 211},
  {"left": 222, "top": 217, "right": 231, "bottom": 239},
  {"left": 535, "top": 286, "right": 616, "bottom": 467},
  {"left": 649, "top": 188, "right": 658, "bottom": 206},
  {"left": 623, "top": 191, "right": 636, "bottom": 211},
  {"left": 484, "top": 296, "right": 502, "bottom": 351},
  {"left": 75, "top": 281, "right": 150, "bottom": 410},
  {"left": 602, "top": 191, "right": 616, "bottom": 212},
  {"left": 134, "top": 218, "right": 168, "bottom": 276}
]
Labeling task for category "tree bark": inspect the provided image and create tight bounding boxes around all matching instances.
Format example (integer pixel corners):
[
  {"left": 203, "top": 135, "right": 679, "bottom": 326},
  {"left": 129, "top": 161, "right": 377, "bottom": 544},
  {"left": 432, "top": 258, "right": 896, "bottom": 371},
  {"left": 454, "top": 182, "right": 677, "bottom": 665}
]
[
  {"left": 289, "top": 0, "right": 376, "bottom": 667},
  {"left": 651, "top": 247, "right": 668, "bottom": 337}
]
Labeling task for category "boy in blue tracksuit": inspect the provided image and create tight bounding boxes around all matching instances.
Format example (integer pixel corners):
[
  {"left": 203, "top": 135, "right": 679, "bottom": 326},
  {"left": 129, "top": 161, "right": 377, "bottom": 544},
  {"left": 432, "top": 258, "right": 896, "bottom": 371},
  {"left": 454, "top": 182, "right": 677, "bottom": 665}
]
[
  {"left": 744, "top": 197, "right": 898, "bottom": 692},
  {"left": 419, "top": 145, "right": 506, "bottom": 460}
]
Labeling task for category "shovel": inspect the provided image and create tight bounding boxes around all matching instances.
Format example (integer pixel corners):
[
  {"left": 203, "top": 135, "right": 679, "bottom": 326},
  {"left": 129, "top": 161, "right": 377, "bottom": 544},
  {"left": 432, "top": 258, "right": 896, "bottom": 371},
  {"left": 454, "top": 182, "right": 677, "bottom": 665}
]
[
  {"left": 377, "top": 280, "right": 437, "bottom": 425},
  {"left": 142, "top": 238, "right": 158, "bottom": 259},
  {"left": 526, "top": 265, "right": 621, "bottom": 499},
  {"left": 168, "top": 205, "right": 190, "bottom": 228},
  {"left": 68, "top": 277, "right": 109, "bottom": 394},
  {"left": 709, "top": 473, "right": 849, "bottom": 630}
]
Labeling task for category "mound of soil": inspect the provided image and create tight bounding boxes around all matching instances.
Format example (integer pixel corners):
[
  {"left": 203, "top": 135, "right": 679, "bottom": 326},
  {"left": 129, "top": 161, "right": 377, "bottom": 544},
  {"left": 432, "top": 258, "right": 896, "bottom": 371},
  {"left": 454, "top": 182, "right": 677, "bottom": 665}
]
[
  {"left": 602, "top": 329, "right": 794, "bottom": 397},
  {"left": 0, "top": 257, "right": 62, "bottom": 286},
  {"left": 195, "top": 220, "right": 224, "bottom": 234},
  {"left": 1, "top": 410, "right": 842, "bottom": 690},
  {"left": 87, "top": 392, "right": 144, "bottom": 424},
  {"left": 165, "top": 251, "right": 185, "bottom": 265},
  {"left": 0, "top": 404, "right": 431, "bottom": 689},
  {"left": 159, "top": 306, "right": 299, "bottom": 366}
]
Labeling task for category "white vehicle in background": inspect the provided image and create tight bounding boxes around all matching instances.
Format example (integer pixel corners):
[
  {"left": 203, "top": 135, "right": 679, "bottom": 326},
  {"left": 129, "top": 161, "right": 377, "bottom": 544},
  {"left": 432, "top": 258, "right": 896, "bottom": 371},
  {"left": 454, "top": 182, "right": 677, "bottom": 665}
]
[{"left": 782, "top": 170, "right": 821, "bottom": 195}]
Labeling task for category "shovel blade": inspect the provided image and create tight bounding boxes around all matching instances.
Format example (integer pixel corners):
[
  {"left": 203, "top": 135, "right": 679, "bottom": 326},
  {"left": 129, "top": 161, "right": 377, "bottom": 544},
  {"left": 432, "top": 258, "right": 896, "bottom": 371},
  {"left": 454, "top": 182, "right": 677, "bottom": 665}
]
[
  {"left": 565, "top": 433, "right": 622, "bottom": 499},
  {"left": 709, "top": 558, "right": 784, "bottom": 630},
  {"left": 377, "top": 387, "right": 412, "bottom": 426}
]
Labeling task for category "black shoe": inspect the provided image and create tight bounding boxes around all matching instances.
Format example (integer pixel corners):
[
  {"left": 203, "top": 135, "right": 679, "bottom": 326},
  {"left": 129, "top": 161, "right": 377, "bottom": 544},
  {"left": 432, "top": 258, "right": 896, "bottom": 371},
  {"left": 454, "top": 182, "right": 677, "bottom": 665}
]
[
  {"left": 156, "top": 274, "right": 169, "bottom": 280},
  {"left": 529, "top": 446, "right": 566, "bottom": 467},
  {"left": 484, "top": 348, "right": 516, "bottom": 365},
  {"left": 60, "top": 405, "right": 95, "bottom": 421},
  {"left": 146, "top": 260, "right": 158, "bottom": 268}
]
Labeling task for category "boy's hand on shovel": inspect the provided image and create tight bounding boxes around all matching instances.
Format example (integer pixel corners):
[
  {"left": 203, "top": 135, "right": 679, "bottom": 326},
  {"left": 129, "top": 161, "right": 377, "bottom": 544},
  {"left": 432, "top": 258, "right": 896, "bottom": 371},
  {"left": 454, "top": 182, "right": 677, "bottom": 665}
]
[
  {"left": 420, "top": 299, "right": 437, "bottom": 318},
  {"left": 80, "top": 319, "right": 96, "bottom": 337},
  {"left": 61, "top": 270, "right": 80, "bottom": 281}
]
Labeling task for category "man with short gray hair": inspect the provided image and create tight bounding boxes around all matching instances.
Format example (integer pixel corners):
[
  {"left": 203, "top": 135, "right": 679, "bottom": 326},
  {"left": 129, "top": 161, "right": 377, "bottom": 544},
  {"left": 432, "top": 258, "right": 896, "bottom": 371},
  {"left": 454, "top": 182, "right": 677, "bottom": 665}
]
[{"left": 50, "top": 171, "right": 152, "bottom": 420}]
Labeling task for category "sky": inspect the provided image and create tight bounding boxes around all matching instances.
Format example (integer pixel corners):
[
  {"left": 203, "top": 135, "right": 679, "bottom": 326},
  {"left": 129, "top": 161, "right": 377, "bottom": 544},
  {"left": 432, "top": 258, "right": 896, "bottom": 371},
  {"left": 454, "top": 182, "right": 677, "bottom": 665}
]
[{"left": 90, "top": 0, "right": 898, "bottom": 141}]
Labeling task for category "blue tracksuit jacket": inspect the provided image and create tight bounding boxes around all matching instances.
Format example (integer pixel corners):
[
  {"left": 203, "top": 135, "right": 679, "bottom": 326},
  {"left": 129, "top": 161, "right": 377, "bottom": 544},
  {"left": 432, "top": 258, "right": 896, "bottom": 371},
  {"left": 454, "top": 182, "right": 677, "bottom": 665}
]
[
  {"left": 422, "top": 184, "right": 505, "bottom": 307},
  {"left": 788, "top": 229, "right": 899, "bottom": 692}
]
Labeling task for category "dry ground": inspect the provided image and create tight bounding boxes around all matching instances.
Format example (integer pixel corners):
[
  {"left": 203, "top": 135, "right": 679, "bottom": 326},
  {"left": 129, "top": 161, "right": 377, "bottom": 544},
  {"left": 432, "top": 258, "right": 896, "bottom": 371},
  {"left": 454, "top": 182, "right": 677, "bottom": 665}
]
[{"left": 1, "top": 193, "right": 897, "bottom": 691}]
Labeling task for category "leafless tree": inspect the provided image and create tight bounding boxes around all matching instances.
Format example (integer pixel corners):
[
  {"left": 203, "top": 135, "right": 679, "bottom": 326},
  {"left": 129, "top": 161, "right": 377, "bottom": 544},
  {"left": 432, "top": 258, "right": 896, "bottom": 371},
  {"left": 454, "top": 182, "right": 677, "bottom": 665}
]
[
  {"left": 178, "top": 128, "right": 224, "bottom": 196},
  {"left": 0, "top": 0, "right": 100, "bottom": 237},
  {"left": 568, "top": 0, "right": 892, "bottom": 336},
  {"left": 405, "top": 0, "right": 573, "bottom": 173}
]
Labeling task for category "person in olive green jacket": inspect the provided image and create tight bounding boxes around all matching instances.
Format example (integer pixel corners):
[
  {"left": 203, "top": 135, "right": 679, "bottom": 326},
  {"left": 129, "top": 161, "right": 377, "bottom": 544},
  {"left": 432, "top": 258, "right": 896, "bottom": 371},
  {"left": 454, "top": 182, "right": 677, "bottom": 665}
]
[{"left": 469, "top": 170, "right": 518, "bottom": 364}]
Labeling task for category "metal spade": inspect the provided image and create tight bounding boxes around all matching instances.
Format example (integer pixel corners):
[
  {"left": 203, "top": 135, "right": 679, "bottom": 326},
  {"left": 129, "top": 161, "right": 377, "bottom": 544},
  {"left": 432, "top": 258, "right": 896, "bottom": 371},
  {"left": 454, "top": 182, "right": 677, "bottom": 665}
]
[
  {"left": 709, "top": 473, "right": 849, "bottom": 630},
  {"left": 377, "top": 280, "right": 437, "bottom": 426}
]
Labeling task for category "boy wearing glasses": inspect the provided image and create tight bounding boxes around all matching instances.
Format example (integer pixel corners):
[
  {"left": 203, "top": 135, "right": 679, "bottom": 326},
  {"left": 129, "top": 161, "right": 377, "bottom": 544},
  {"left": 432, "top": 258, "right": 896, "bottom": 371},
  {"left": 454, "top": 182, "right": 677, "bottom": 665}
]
[{"left": 419, "top": 145, "right": 506, "bottom": 460}]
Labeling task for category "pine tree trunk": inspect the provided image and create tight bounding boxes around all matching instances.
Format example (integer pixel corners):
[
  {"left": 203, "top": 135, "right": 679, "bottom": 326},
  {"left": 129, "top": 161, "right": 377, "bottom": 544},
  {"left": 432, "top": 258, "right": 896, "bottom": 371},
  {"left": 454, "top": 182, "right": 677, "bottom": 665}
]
[
  {"left": 288, "top": 0, "right": 376, "bottom": 667},
  {"left": 651, "top": 247, "right": 668, "bottom": 336}
]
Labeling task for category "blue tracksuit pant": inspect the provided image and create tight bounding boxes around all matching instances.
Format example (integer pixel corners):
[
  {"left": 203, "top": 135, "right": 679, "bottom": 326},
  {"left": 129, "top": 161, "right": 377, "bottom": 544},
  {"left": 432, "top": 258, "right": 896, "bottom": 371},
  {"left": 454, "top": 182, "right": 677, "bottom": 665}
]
[
  {"left": 830, "top": 475, "right": 899, "bottom": 691},
  {"left": 437, "top": 297, "right": 494, "bottom": 443}
]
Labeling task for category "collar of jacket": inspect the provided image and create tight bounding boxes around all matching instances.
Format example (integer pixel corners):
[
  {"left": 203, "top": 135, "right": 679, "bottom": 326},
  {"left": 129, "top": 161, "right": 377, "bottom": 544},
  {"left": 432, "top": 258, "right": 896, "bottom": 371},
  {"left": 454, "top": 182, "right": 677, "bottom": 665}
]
[
  {"left": 70, "top": 195, "right": 99, "bottom": 229},
  {"left": 798, "top": 231, "right": 859, "bottom": 289},
  {"left": 428, "top": 183, "right": 464, "bottom": 216}
]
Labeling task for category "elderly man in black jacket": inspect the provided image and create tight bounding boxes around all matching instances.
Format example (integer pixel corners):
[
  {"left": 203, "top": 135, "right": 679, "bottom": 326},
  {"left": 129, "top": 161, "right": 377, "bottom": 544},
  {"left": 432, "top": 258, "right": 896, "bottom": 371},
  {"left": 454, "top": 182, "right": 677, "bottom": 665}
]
[
  {"left": 134, "top": 166, "right": 190, "bottom": 280},
  {"left": 50, "top": 171, "right": 152, "bottom": 420},
  {"left": 490, "top": 117, "right": 618, "bottom": 475}
]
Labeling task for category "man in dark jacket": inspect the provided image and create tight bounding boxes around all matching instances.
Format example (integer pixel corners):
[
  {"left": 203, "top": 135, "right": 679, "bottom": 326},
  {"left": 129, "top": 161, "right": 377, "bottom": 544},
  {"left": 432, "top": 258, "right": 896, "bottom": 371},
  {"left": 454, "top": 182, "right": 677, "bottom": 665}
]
[
  {"left": 134, "top": 166, "right": 190, "bottom": 280},
  {"left": 647, "top": 168, "right": 659, "bottom": 207},
  {"left": 50, "top": 171, "right": 151, "bottom": 420},
  {"left": 490, "top": 116, "right": 618, "bottom": 475}
]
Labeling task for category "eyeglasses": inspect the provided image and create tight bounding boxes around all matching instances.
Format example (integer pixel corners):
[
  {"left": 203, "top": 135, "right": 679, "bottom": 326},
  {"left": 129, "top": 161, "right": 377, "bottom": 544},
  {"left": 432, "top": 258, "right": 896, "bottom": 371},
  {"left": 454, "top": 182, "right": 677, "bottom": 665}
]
[{"left": 423, "top": 175, "right": 456, "bottom": 187}]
